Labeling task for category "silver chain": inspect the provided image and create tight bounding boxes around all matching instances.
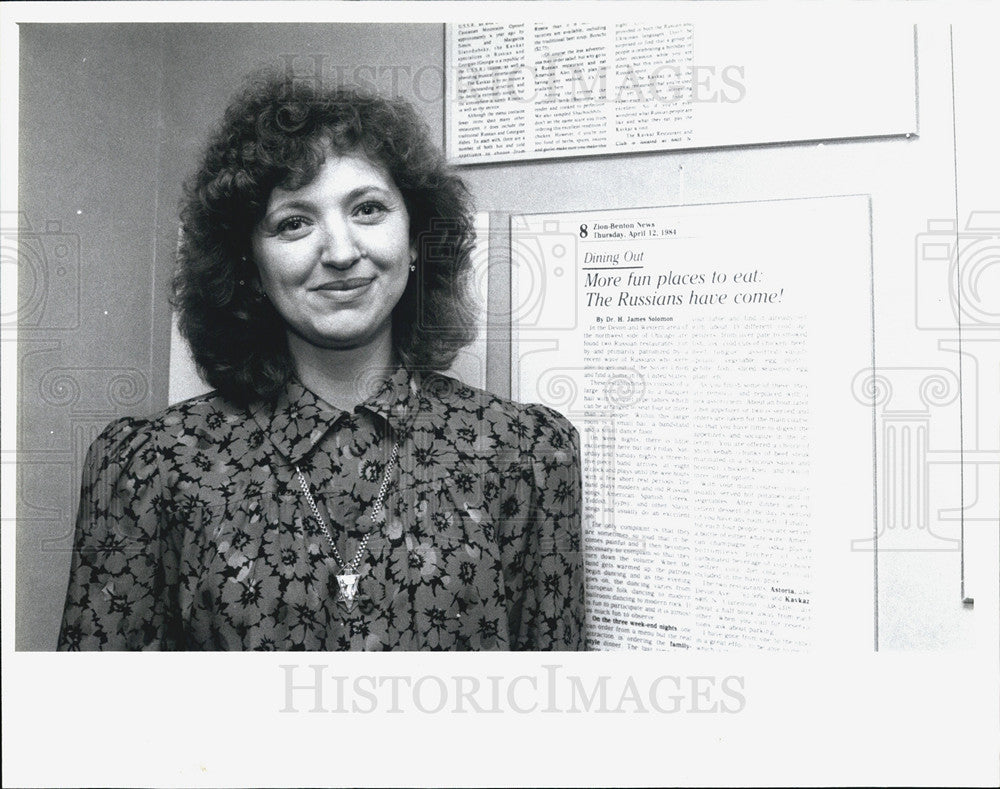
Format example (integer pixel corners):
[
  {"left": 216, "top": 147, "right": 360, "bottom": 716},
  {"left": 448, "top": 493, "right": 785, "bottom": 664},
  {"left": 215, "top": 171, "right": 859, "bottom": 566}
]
[{"left": 295, "top": 441, "right": 399, "bottom": 573}]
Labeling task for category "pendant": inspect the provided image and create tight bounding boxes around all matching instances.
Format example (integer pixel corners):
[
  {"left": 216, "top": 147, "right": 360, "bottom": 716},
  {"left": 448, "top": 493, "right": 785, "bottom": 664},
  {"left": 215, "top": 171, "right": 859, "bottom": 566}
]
[{"left": 336, "top": 573, "right": 360, "bottom": 610}]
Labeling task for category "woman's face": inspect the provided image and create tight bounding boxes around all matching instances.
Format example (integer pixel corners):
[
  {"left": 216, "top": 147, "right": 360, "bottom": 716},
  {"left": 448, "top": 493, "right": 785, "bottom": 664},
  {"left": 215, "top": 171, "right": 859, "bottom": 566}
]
[{"left": 250, "top": 151, "right": 415, "bottom": 354}]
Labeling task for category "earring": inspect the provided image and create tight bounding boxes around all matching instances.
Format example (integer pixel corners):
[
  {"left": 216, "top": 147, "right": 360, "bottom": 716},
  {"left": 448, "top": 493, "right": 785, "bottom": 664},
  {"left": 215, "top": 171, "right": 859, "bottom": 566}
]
[
  {"left": 409, "top": 264, "right": 416, "bottom": 273},
  {"left": 238, "top": 279, "right": 246, "bottom": 285}
]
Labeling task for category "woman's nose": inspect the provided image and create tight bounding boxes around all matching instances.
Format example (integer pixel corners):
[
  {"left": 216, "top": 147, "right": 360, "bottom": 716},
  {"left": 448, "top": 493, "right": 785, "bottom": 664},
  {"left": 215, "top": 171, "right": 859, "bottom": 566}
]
[{"left": 318, "top": 219, "right": 361, "bottom": 269}]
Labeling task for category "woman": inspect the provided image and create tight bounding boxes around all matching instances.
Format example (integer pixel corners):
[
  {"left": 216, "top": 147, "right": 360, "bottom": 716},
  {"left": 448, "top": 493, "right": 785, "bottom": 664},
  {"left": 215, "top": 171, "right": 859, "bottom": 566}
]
[{"left": 57, "top": 71, "right": 585, "bottom": 651}]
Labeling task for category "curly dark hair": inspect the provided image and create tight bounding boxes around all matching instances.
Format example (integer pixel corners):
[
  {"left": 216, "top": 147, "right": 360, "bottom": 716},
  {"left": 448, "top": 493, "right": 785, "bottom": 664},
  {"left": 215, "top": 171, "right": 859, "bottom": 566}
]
[{"left": 172, "top": 70, "right": 477, "bottom": 406}]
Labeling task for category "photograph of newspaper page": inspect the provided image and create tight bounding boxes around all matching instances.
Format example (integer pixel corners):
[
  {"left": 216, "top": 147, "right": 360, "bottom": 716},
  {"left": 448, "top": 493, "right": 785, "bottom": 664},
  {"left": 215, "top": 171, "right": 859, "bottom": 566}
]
[
  {"left": 445, "top": 22, "right": 916, "bottom": 165},
  {"left": 512, "top": 195, "right": 875, "bottom": 651}
]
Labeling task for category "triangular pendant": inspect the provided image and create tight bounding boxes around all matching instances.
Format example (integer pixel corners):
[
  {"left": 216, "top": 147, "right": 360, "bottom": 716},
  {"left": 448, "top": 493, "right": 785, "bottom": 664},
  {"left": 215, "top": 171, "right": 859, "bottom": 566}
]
[{"left": 336, "top": 573, "right": 360, "bottom": 609}]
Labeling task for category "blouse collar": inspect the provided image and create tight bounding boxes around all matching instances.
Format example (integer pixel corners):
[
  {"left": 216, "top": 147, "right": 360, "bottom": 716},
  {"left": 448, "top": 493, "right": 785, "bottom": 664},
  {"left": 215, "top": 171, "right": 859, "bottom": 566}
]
[{"left": 250, "top": 366, "right": 420, "bottom": 465}]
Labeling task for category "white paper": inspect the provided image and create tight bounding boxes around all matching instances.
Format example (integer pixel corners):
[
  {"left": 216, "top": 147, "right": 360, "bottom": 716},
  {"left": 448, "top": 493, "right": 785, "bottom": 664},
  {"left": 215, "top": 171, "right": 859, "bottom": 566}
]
[{"left": 513, "top": 196, "right": 875, "bottom": 651}]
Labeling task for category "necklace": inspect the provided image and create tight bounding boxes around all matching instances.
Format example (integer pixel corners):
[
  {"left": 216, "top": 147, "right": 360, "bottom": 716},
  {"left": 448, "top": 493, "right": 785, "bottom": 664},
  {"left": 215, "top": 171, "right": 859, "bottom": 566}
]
[{"left": 295, "top": 440, "right": 399, "bottom": 610}]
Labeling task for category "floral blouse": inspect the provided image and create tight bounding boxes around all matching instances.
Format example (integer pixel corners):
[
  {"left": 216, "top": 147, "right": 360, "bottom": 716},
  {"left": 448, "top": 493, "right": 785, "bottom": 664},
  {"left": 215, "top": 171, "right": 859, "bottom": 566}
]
[{"left": 57, "top": 367, "right": 585, "bottom": 651}]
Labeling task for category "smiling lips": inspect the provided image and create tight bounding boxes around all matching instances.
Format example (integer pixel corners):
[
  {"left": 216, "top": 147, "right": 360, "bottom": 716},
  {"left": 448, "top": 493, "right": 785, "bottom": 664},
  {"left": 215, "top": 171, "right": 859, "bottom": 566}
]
[{"left": 312, "top": 276, "right": 375, "bottom": 292}]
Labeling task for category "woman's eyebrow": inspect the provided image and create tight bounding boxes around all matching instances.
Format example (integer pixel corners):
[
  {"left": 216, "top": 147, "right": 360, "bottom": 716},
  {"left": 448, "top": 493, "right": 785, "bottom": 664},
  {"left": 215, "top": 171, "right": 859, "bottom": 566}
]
[
  {"left": 267, "top": 185, "right": 394, "bottom": 216},
  {"left": 342, "top": 184, "right": 394, "bottom": 202},
  {"left": 264, "top": 197, "right": 317, "bottom": 216}
]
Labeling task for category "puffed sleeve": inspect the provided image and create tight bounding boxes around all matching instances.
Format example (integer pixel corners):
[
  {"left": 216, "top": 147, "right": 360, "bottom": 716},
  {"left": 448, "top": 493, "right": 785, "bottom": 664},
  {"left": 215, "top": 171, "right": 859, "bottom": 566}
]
[
  {"left": 499, "top": 404, "right": 586, "bottom": 650},
  {"left": 57, "top": 417, "right": 181, "bottom": 650}
]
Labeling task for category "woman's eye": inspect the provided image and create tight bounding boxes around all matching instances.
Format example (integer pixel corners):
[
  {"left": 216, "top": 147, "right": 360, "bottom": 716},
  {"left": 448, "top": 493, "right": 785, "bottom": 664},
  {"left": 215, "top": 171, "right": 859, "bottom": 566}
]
[
  {"left": 275, "top": 216, "right": 310, "bottom": 236},
  {"left": 354, "top": 201, "right": 388, "bottom": 221}
]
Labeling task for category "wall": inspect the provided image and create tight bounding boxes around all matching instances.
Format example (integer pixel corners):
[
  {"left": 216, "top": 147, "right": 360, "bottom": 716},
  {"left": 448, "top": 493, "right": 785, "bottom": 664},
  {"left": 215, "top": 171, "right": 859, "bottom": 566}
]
[
  {"left": 18, "top": 25, "right": 169, "bottom": 650},
  {"left": 16, "top": 22, "right": 991, "bottom": 651}
]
